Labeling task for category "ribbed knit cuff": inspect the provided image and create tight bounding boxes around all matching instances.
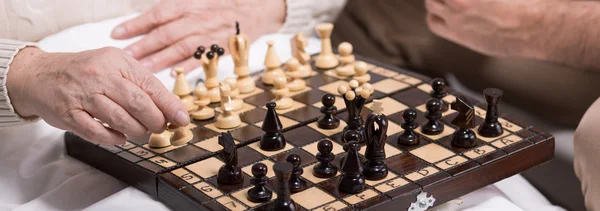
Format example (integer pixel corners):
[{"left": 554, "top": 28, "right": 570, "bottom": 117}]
[
  {"left": 0, "top": 39, "right": 40, "bottom": 127},
  {"left": 279, "top": 0, "right": 314, "bottom": 35}
]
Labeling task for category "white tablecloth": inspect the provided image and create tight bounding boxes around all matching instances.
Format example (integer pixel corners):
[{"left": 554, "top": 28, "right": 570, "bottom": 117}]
[{"left": 0, "top": 14, "right": 565, "bottom": 211}]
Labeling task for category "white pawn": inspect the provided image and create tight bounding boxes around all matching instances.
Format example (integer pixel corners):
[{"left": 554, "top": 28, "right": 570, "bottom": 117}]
[
  {"left": 272, "top": 75, "right": 293, "bottom": 110},
  {"left": 352, "top": 61, "right": 370, "bottom": 85},
  {"left": 191, "top": 86, "right": 215, "bottom": 120},
  {"left": 148, "top": 130, "right": 172, "bottom": 148},
  {"left": 224, "top": 77, "right": 244, "bottom": 111},
  {"left": 216, "top": 83, "right": 242, "bottom": 129},
  {"left": 285, "top": 58, "right": 307, "bottom": 92},
  {"left": 168, "top": 124, "right": 193, "bottom": 146},
  {"left": 263, "top": 40, "right": 284, "bottom": 85},
  {"left": 336, "top": 42, "right": 355, "bottom": 77}
]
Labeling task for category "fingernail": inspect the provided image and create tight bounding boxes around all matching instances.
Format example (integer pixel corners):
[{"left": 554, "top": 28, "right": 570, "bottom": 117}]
[
  {"left": 175, "top": 110, "right": 190, "bottom": 126},
  {"left": 142, "top": 61, "right": 153, "bottom": 69},
  {"left": 112, "top": 26, "right": 126, "bottom": 38}
]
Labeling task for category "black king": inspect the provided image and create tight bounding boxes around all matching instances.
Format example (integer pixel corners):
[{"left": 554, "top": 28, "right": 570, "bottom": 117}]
[{"left": 338, "top": 80, "right": 373, "bottom": 144}]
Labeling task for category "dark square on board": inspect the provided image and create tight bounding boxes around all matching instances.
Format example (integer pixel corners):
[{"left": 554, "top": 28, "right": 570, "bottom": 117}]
[
  {"left": 272, "top": 148, "right": 317, "bottom": 167},
  {"left": 190, "top": 127, "right": 219, "bottom": 143},
  {"left": 207, "top": 173, "right": 252, "bottom": 194},
  {"left": 237, "top": 147, "right": 265, "bottom": 167},
  {"left": 385, "top": 153, "right": 428, "bottom": 175},
  {"left": 306, "top": 74, "right": 339, "bottom": 88},
  {"left": 292, "top": 89, "right": 328, "bottom": 106},
  {"left": 230, "top": 125, "right": 264, "bottom": 144},
  {"left": 164, "top": 145, "right": 209, "bottom": 163},
  {"left": 239, "top": 107, "right": 267, "bottom": 124},
  {"left": 387, "top": 133, "right": 431, "bottom": 152},
  {"left": 391, "top": 88, "right": 431, "bottom": 107},
  {"left": 283, "top": 106, "right": 323, "bottom": 124},
  {"left": 283, "top": 126, "right": 327, "bottom": 147},
  {"left": 244, "top": 92, "right": 276, "bottom": 107},
  {"left": 438, "top": 136, "right": 487, "bottom": 154}
]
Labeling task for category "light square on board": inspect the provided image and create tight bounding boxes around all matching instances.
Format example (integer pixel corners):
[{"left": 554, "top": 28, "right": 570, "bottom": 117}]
[
  {"left": 474, "top": 106, "right": 487, "bottom": 118},
  {"left": 261, "top": 100, "right": 306, "bottom": 114},
  {"left": 193, "top": 181, "right": 223, "bottom": 198},
  {"left": 365, "top": 97, "right": 408, "bottom": 116},
  {"left": 410, "top": 143, "right": 455, "bottom": 163},
  {"left": 291, "top": 187, "right": 337, "bottom": 210},
  {"left": 314, "top": 201, "right": 348, "bottom": 211},
  {"left": 302, "top": 163, "right": 340, "bottom": 184},
  {"left": 416, "top": 125, "right": 455, "bottom": 140},
  {"left": 324, "top": 69, "right": 353, "bottom": 80},
  {"left": 302, "top": 139, "right": 344, "bottom": 156},
  {"left": 365, "top": 172, "right": 397, "bottom": 186},
  {"left": 142, "top": 143, "right": 184, "bottom": 154},
  {"left": 308, "top": 121, "right": 347, "bottom": 137},
  {"left": 215, "top": 103, "right": 256, "bottom": 114},
  {"left": 365, "top": 62, "right": 376, "bottom": 70},
  {"left": 231, "top": 186, "right": 277, "bottom": 208},
  {"left": 464, "top": 145, "right": 496, "bottom": 159},
  {"left": 474, "top": 126, "right": 510, "bottom": 143},
  {"left": 129, "top": 147, "right": 155, "bottom": 159},
  {"left": 375, "top": 177, "right": 410, "bottom": 193},
  {"left": 238, "top": 87, "right": 264, "bottom": 99},
  {"left": 415, "top": 104, "right": 457, "bottom": 117},
  {"left": 498, "top": 118, "right": 524, "bottom": 132},
  {"left": 492, "top": 135, "right": 523, "bottom": 149},
  {"left": 172, "top": 168, "right": 201, "bottom": 184},
  {"left": 194, "top": 136, "right": 240, "bottom": 153},
  {"left": 242, "top": 159, "right": 276, "bottom": 178},
  {"left": 312, "top": 96, "right": 345, "bottom": 111},
  {"left": 405, "top": 166, "right": 440, "bottom": 182},
  {"left": 118, "top": 141, "right": 136, "bottom": 150},
  {"left": 393, "top": 74, "right": 422, "bottom": 85},
  {"left": 255, "top": 116, "right": 299, "bottom": 130},
  {"left": 318, "top": 80, "right": 347, "bottom": 95},
  {"left": 417, "top": 84, "right": 433, "bottom": 93},
  {"left": 371, "top": 67, "right": 399, "bottom": 77},
  {"left": 435, "top": 155, "right": 469, "bottom": 170},
  {"left": 372, "top": 79, "right": 410, "bottom": 94},
  {"left": 343, "top": 189, "right": 379, "bottom": 205},
  {"left": 359, "top": 144, "right": 402, "bottom": 158},
  {"left": 204, "top": 122, "right": 248, "bottom": 133},
  {"left": 248, "top": 141, "right": 295, "bottom": 157},
  {"left": 186, "top": 157, "right": 224, "bottom": 178},
  {"left": 216, "top": 196, "right": 247, "bottom": 211},
  {"left": 387, "top": 121, "right": 404, "bottom": 136},
  {"left": 149, "top": 156, "right": 177, "bottom": 168},
  {"left": 288, "top": 86, "right": 313, "bottom": 97}
]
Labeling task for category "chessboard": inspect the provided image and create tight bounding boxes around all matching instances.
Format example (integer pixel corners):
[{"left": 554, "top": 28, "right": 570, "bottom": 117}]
[{"left": 64, "top": 23, "right": 554, "bottom": 211}]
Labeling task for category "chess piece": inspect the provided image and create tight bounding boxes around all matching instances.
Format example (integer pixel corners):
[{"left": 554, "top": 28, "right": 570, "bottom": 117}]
[
  {"left": 263, "top": 40, "right": 284, "bottom": 85},
  {"left": 291, "top": 33, "right": 313, "bottom": 77},
  {"left": 272, "top": 75, "right": 293, "bottom": 110},
  {"left": 363, "top": 100, "right": 389, "bottom": 180},
  {"left": 317, "top": 93, "right": 340, "bottom": 129},
  {"left": 335, "top": 42, "right": 355, "bottom": 76},
  {"left": 247, "top": 163, "right": 273, "bottom": 203},
  {"left": 313, "top": 139, "right": 338, "bottom": 178},
  {"left": 286, "top": 154, "right": 307, "bottom": 193},
  {"left": 315, "top": 23, "right": 339, "bottom": 69},
  {"left": 397, "top": 108, "right": 420, "bottom": 146},
  {"left": 215, "top": 83, "right": 242, "bottom": 129},
  {"left": 173, "top": 67, "right": 196, "bottom": 112},
  {"left": 224, "top": 77, "right": 244, "bottom": 111},
  {"left": 198, "top": 45, "right": 225, "bottom": 103},
  {"left": 451, "top": 96, "right": 477, "bottom": 148},
  {"left": 339, "top": 80, "right": 372, "bottom": 144},
  {"left": 421, "top": 98, "right": 444, "bottom": 135},
  {"left": 217, "top": 132, "right": 244, "bottom": 184},
  {"left": 285, "top": 58, "right": 307, "bottom": 92},
  {"left": 338, "top": 141, "right": 365, "bottom": 194},
  {"left": 148, "top": 130, "right": 171, "bottom": 148},
  {"left": 272, "top": 162, "right": 297, "bottom": 211},
  {"left": 339, "top": 130, "right": 364, "bottom": 168},
  {"left": 167, "top": 124, "right": 193, "bottom": 146},
  {"left": 352, "top": 61, "right": 370, "bottom": 85},
  {"left": 191, "top": 86, "right": 215, "bottom": 120},
  {"left": 478, "top": 88, "right": 504, "bottom": 137},
  {"left": 228, "top": 22, "right": 256, "bottom": 94},
  {"left": 260, "top": 102, "right": 287, "bottom": 151},
  {"left": 431, "top": 78, "right": 449, "bottom": 112}
]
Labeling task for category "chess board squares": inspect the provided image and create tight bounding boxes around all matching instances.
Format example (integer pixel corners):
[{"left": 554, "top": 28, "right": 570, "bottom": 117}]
[
  {"left": 416, "top": 84, "right": 456, "bottom": 103},
  {"left": 272, "top": 148, "right": 317, "bottom": 167},
  {"left": 301, "top": 163, "right": 341, "bottom": 184},
  {"left": 215, "top": 103, "right": 256, "bottom": 114},
  {"left": 149, "top": 156, "right": 177, "bottom": 168},
  {"left": 248, "top": 141, "right": 295, "bottom": 157},
  {"left": 387, "top": 133, "right": 431, "bottom": 152},
  {"left": 405, "top": 166, "right": 440, "bottom": 182},
  {"left": 230, "top": 125, "right": 264, "bottom": 144},
  {"left": 292, "top": 187, "right": 337, "bottom": 209},
  {"left": 239, "top": 107, "right": 267, "bottom": 124},
  {"left": 305, "top": 74, "right": 339, "bottom": 89},
  {"left": 371, "top": 79, "right": 410, "bottom": 94},
  {"left": 364, "top": 97, "right": 408, "bottom": 116},
  {"left": 172, "top": 167, "right": 202, "bottom": 184},
  {"left": 292, "top": 89, "right": 328, "bottom": 105},
  {"left": 261, "top": 100, "right": 306, "bottom": 114},
  {"left": 255, "top": 116, "right": 299, "bottom": 130},
  {"left": 434, "top": 155, "right": 469, "bottom": 170},
  {"left": 237, "top": 87, "right": 265, "bottom": 99},
  {"left": 371, "top": 67, "right": 399, "bottom": 78},
  {"left": 117, "top": 141, "right": 136, "bottom": 150},
  {"left": 364, "top": 172, "right": 397, "bottom": 187},
  {"left": 358, "top": 143, "right": 402, "bottom": 158},
  {"left": 517, "top": 129, "right": 536, "bottom": 140},
  {"left": 237, "top": 147, "right": 266, "bottom": 167},
  {"left": 207, "top": 173, "right": 252, "bottom": 194},
  {"left": 463, "top": 145, "right": 497, "bottom": 159},
  {"left": 162, "top": 145, "right": 209, "bottom": 163},
  {"left": 365, "top": 62, "right": 376, "bottom": 70},
  {"left": 390, "top": 88, "right": 430, "bottom": 107},
  {"left": 283, "top": 126, "right": 328, "bottom": 147},
  {"left": 142, "top": 143, "right": 185, "bottom": 154},
  {"left": 313, "top": 201, "right": 348, "bottom": 211},
  {"left": 190, "top": 127, "right": 220, "bottom": 143},
  {"left": 415, "top": 125, "right": 456, "bottom": 140},
  {"left": 410, "top": 143, "right": 456, "bottom": 164},
  {"left": 243, "top": 91, "right": 276, "bottom": 107},
  {"left": 194, "top": 136, "right": 241, "bottom": 153},
  {"left": 187, "top": 157, "right": 224, "bottom": 178},
  {"left": 343, "top": 189, "right": 379, "bottom": 205},
  {"left": 307, "top": 121, "right": 347, "bottom": 137},
  {"left": 474, "top": 106, "right": 487, "bottom": 118},
  {"left": 302, "top": 139, "right": 344, "bottom": 156},
  {"left": 283, "top": 106, "right": 323, "bottom": 123},
  {"left": 129, "top": 147, "right": 155, "bottom": 159},
  {"left": 204, "top": 122, "right": 248, "bottom": 133},
  {"left": 318, "top": 80, "right": 347, "bottom": 95},
  {"left": 242, "top": 159, "right": 276, "bottom": 178},
  {"left": 288, "top": 86, "right": 313, "bottom": 97},
  {"left": 393, "top": 74, "right": 422, "bottom": 85},
  {"left": 231, "top": 186, "right": 277, "bottom": 208},
  {"left": 415, "top": 103, "right": 457, "bottom": 117},
  {"left": 385, "top": 153, "right": 428, "bottom": 175},
  {"left": 311, "top": 96, "right": 345, "bottom": 112},
  {"left": 216, "top": 196, "right": 248, "bottom": 211},
  {"left": 374, "top": 177, "right": 410, "bottom": 193},
  {"left": 491, "top": 135, "right": 523, "bottom": 149},
  {"left": 324, "top": 70, "right": 351, "bottom": 80},
  {"left": 474, "top": 126, "right": 510, "bottom": 143},
  {"left": 498, "top": 118, "right": 524, "bottom": 132}
]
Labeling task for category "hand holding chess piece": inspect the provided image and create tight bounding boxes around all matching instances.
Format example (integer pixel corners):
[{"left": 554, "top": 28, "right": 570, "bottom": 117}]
[
  {"left": 272, "top": 75, "right": 293, "bottom": 110},
  {"left": 215, "top": 83, "right": 242, "bottom": 129},
  {"left": 167, "top": 123, "right": 193, "bottom": 146},
  {"left": 336, "top": 42, "right": 355, "bottom": 77},
  {"left": 217, "top": 132, "right": 244, "bottom": 184},
  {"left": 191, "top": 86, "right": 215, "bottom": 120},
  {"left": 285, "top": 58, "right": 307, "bottom": 92},
  {"left": 451, "top": 96, "right": 477, "bottom": 148},
  {"left": 263, "top": 40, "right": 284, "bottom": 85},
  {"left": 315, "top": 23, "right": 339, "bottom": 69},
  {"left": 228, "top": 22, "right": 256, "bottom": 94},
  {"left": 148, "top": 130, "right": 172, "bottom": 148},
  {"left": 363, "top": 100, "right": 389, "bottom": 180},
  {"left": 173, "top": 67, "right": 196, "bottom": 112}
]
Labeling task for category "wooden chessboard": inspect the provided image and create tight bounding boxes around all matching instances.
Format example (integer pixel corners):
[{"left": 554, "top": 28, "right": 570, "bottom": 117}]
[{"left": 64, "top": 54, "right": 554, "bottom": 211}]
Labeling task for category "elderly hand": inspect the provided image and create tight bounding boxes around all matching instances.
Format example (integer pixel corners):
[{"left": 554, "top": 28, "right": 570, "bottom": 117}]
[
  {"left": 111, "top": 0, "right": 286, "bottom": 74},
  {"left": 7, "top": 47, "right": 190, "bottom": 145},
  {"left": 425, "top": 0, "right": 550, "bottom": 58}
]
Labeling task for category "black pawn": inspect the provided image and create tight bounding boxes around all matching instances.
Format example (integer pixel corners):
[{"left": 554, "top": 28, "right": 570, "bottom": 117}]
[
  {"left": 478, "top": 88, "right": 504, "bottom": 137},
  {"left": 397, "top": 109, "right": 420, "bottom": 146},
  {"left": 338, "top": 141, "right": 365, "bottom": 194},
  {"left": 260, "top": 102, "right": 286, "bottom": 151},
  {"left": 339, "top": 130, "right": 364, "bottom": 167},
  {"left": 247, "top": 163, "right": 272, "bottom": 203},
  {"left": 286, "top": 154, "right": 307, "bottom": 193},
  {"left": 421, "top": 99, "right": 444, "bottom": 135},
  {"left": 317, "top": 94, "right": 340, "bottom": 129},
  {"left": 273, "top": 162, "right": 297, "bottom": 211},
  {"left": 313, "top": 139, "right": 338, "bottom": 178},
  {"left": 431, "top": 78, "right": 449, "bottom": 112}
]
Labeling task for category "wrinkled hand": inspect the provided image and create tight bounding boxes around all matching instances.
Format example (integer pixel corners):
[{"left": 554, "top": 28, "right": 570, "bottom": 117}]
[
  {"left": 425, "top": 0, "right": 549, "bottom": 58},
  {"left": 8, "top": 47, "right": 190, "bottom": 145},
  {"left": 111, "top": 0, "right": 286, "bottom": 73}
]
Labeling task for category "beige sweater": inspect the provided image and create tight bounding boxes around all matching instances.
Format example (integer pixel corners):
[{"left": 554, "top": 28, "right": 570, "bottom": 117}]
[{"left": 0, "top": 0, "right": 347, "bottom": 127}]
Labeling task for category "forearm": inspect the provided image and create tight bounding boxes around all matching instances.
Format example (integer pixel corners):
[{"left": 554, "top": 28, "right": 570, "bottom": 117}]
[{"left": 279, "top": 0, "right": 348, "bottom": 36}]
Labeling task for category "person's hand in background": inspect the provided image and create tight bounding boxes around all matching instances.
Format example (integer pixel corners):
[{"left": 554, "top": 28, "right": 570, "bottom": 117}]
[
  {"left": 111, "top": 0, "right": 286, "bottom": 74},
  {"left": 424, "top": 0, "right": 551, "bottom": 59},
  {"left": 7, "top": 47, "right": 190, "bottom": 145}
]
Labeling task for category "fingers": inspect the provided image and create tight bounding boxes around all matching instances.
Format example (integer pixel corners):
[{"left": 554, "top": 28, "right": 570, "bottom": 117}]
[
  {"left": 125, "top": 18, "right": 195, "bottom": 60},
  {"left": 172, "top": 57, "right": 202, "bottom": 76},
  {"left": 66, "top": 109, "right": 127, "bottom": 145},
  {"left": 139, "top": 35, "right": 205, "bottom": 72},
  {"left": 85, "top": 94, "right": 148, "bottom": 136},
  {"left": 111, "top": 1, "right": 182, "bottom": 39},
  {"left": 425, "top": 0, "right": 450, "bottom": 18},
  {"left": 426, "top": 14, "right": 456, "bottom": 41}
]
